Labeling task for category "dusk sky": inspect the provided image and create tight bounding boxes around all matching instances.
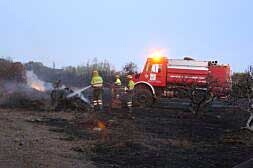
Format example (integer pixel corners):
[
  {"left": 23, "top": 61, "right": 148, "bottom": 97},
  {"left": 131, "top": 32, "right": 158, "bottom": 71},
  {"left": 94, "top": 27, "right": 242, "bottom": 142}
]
[{"left": 0, "top": 0, "right": 252, "bottom": 72}]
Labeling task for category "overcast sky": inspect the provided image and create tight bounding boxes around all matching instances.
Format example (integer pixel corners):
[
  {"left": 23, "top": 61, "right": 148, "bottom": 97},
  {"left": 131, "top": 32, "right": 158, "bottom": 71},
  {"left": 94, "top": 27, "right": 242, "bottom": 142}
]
[{"left": 0, "top": 0, "right": 252, "bottom": 72}]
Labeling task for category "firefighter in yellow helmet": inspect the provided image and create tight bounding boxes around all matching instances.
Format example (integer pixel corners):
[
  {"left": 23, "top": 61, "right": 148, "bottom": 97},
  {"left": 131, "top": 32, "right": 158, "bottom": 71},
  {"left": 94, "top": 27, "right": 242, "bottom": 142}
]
[
  {"left": 91, "top": 70, "right": 103, "bottom": 111},
  {"left": 114, "top": 74, "right": 122, "bottom": 99},
  {"left": 126, "top": 74, "right": 135, "bottom": 112},
  {"left": 114, "top": 74, "right": 122, "bottom": 86}
]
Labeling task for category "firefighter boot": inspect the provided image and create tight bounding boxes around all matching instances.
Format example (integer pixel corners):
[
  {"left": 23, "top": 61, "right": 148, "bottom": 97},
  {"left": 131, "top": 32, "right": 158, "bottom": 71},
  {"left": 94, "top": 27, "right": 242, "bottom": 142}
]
[
  {"left": 99, "top": 105, "right": 103, "bottom": 112},
  {"left": 128, "top": 107, "right": 132, "bottom": 113},
  {"left": 127, "top": 101, "right": 132, "bottom": 113},
  {"left": 92, "top": 100, "right": 98, "bottom": 112},
  {"left": 97, "top": 99, "right": 103, "bottom": 112}
]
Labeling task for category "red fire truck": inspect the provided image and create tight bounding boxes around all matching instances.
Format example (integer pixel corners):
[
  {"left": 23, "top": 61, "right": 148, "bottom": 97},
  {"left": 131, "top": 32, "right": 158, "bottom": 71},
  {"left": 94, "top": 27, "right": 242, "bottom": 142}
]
[{"left": 132, "top": 55, "right": 231, "bottom": 107}]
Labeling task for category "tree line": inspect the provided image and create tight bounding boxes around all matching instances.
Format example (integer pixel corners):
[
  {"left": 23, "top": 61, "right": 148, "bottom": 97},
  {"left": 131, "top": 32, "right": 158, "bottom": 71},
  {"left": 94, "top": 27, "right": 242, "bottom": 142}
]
[
  {"left": 0, "top": 57, "right": 252, "bottom": 99},
  {"left": 24, "top": 59, "right": 138, "bottom": 88}
]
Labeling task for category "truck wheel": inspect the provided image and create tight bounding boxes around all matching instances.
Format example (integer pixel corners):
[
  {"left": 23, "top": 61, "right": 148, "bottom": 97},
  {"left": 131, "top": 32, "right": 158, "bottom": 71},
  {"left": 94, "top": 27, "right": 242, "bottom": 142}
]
[{"left": 133, "top": 88, "right": 153, "bottom": 107}]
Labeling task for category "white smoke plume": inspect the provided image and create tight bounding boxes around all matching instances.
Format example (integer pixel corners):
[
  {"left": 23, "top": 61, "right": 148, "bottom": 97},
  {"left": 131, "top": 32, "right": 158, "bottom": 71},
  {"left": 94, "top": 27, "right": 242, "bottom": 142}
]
[{"left": 26, "top": 70, "right": 53, "bottom": 92}]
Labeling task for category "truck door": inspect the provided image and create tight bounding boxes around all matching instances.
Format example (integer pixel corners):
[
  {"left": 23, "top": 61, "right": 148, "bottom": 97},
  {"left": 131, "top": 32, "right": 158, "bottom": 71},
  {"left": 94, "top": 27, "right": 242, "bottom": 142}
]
[{"left": 148, "top": 63, "right": 166, "bottom": 86}]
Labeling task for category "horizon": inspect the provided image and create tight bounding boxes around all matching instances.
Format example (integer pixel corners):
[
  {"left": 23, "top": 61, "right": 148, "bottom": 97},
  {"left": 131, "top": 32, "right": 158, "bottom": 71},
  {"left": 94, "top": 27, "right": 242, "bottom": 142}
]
[{"left": 3, "top": 55, "right": 249, "bottom": 74}]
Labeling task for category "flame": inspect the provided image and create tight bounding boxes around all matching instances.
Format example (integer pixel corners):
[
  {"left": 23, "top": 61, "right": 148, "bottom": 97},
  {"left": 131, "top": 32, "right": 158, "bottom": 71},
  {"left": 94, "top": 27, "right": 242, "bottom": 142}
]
[
  {"left": 96, "top": 120, "right": 108, "bottom": 141},
  {"left": 31, "top": 83, "right": 45, "bottom": 92},
  {"left": 26, "top": 71, "right": 51, "bottom": 92},
  {"left": 97, "top": 121, "right": 106, "bottom": 130}
]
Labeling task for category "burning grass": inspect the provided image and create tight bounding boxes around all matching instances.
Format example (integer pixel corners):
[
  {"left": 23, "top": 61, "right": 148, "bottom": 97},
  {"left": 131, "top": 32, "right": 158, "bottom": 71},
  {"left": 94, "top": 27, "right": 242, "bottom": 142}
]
[
  {"left": 0, "top": 67, "right": 53, "bottom": 110},
  {"left": 0, "top": 81, "right": 50, "bottom": 110}
]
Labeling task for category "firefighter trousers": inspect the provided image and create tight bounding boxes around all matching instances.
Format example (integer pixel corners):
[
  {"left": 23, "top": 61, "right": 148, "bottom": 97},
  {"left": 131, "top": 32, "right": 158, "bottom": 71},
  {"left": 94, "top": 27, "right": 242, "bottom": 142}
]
[
  {"left": 127, "top": 90, "right": 133, "bottom": 112},
  {"left": 92, "top": 87, "right": 103, "bottom": 111},
  {"left": 113, "top": 85, "right": 121, "bottom": 99}
]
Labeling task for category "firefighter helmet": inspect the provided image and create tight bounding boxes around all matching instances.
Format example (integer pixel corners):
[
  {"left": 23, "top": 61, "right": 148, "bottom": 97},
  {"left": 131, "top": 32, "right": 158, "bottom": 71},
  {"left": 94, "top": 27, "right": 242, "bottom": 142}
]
[
  {"left": 127, "top": 75, "right": 132, "bottom": 79},
  {"left": 92, "top": 70, "right": 98, "bottom": 76}
]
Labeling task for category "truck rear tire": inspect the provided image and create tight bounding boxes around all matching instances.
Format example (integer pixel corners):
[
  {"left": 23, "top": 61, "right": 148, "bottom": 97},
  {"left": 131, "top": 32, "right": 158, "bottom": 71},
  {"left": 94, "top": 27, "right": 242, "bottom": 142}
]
[{"left": 133, "top": 88, "right": 153, "bottom": 107}]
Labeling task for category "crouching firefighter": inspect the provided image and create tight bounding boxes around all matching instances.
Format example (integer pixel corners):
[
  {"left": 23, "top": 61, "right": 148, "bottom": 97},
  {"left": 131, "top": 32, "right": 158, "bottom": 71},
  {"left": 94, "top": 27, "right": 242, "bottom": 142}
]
[
  {"left": 126, "top": 75, "right": 135, "bottom": 112},
  {"left": 91, "top": 70, "right": 104, "bottom": 112}
]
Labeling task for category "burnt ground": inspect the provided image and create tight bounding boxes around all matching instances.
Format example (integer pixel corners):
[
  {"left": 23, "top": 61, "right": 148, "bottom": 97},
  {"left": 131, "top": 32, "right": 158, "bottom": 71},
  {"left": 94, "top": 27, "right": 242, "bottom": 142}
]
[{"left": 0, "top": 105, "right": 253, "bottom": 168}]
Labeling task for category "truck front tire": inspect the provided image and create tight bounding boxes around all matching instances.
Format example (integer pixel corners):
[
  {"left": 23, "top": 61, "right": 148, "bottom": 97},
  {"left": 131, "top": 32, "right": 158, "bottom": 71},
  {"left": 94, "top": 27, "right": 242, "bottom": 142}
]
[{"left": 133, "top": 88, "right": 153, "bottom": 107}]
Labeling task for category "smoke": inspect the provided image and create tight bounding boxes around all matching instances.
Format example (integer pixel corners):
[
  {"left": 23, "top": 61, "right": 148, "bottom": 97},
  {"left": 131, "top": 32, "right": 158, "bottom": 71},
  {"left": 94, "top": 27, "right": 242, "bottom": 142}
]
[
  {"left": 26, "top": 70, "right": 53, "bottom": 91},
  {"left": 0, "top": 71, "right": 52, "bottom": 108}
]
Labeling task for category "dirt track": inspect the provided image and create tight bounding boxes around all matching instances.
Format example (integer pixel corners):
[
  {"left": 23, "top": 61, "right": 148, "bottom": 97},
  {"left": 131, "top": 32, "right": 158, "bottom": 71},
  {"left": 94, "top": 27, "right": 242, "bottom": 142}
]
[
  {"left": 0, "top": 106, "right": 253, "bottom": 168},
  {"left": 0, "top": 109, "right": 96, "bottom": 168}
]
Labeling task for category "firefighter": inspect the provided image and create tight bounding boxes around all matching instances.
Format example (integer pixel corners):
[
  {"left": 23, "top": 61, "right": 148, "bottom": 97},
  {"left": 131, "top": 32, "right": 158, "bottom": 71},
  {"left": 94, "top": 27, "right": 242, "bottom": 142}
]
[
  {"left": 114, "top": 74, "right": 122, "bottom": 99},
  {"left": 53, "top": 79, "right": 61, "bottom": 89},
  {"left": 114, "top": 74, "right": 122, "bottom": 86},
  {"left": 126, "top": 74, "right": 135, "bottom": 112},
  {"left": 91, "top": 70, "right": 104, "bottom": 111}
]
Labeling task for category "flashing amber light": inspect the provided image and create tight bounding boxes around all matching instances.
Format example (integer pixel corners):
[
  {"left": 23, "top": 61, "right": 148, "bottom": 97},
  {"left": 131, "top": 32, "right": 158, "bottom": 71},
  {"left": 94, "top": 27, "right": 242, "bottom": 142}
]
[
  {"left": 149, "top": 50, "right": 164, "bottom": 62},
  {"left": 153, "top": 56, "right": 162, "bottom": 62}
]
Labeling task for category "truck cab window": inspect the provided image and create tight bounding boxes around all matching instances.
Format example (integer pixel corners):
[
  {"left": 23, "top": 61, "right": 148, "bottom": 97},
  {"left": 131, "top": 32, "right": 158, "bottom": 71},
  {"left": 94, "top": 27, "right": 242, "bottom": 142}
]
[{"left": 151, "top": 64, "right": 162, "bottom": 73}]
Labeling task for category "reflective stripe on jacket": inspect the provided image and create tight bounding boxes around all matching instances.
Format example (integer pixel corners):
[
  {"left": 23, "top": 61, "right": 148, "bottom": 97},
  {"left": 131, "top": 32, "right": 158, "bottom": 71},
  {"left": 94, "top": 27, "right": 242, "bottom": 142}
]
[{"left": 91, "top": 76, "right": 103, "bottom": 87}]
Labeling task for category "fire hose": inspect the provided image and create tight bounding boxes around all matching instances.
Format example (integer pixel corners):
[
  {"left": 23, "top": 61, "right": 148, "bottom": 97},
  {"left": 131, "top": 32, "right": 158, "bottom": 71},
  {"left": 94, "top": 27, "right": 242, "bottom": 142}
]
[{"left": 66, "top": 85, "right": 92, "bottom": 104}]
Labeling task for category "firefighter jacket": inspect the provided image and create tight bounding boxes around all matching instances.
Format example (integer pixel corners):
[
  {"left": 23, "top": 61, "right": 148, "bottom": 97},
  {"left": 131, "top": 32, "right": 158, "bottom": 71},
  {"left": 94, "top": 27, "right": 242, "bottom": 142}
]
[
  {"left": 114, "top": 78, "right": 122, "bottom": 86},
  {"left": 128, "top": 80, "right": 135, "bottom": 90},
  {"left": 91, "top": 75, "right": 103, "bottom": 88}
]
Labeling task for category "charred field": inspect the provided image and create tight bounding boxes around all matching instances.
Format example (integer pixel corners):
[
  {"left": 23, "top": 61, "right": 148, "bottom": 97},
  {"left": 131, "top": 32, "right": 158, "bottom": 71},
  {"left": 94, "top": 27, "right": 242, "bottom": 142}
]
[{"left": 1, "top": 102, "right": 253, "bottom": 168}]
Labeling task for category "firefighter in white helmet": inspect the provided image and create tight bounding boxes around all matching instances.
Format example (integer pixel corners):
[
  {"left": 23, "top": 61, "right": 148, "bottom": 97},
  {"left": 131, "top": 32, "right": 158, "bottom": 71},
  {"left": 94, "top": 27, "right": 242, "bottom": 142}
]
[
  {"left": 126, "top": 74, "right": 135, "bottom": 112},
  {"left": 90, "top": 70, "right": 103, "bottom": 111}
]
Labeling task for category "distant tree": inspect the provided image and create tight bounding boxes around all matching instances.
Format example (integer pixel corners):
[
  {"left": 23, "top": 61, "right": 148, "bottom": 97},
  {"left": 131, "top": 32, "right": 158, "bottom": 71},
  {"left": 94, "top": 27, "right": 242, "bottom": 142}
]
[
  {"left": 241, "top": 66, "right": 253, "bottom": 131},
  {"left": 231, "top": 66, "right": 253, "bottom": 131},
  {"left": 122, "top": 62, "right": 138, "bottom": 75},
  {"left": 64, "top": 66, "right": 77, "bottom": 74},
  {"left": 24, "top": 58, "right": 116, "bottom": 88},
  {"left": 231, "top": 72, "right": 250, "bottom": 99},
  {"left": 0, "top": 59, "right": 26, "bottom": 83},
  {"left": 62, "top": 58, "right": 116, "bottom": 86},
  {"left": 1, "top": 56, "right": 13, "bottom": 62}
]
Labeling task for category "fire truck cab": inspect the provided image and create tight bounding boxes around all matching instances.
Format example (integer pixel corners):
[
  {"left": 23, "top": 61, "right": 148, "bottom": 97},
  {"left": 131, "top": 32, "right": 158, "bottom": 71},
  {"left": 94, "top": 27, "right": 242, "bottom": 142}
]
[{"left": 135, "top": 57, "right": 168, "bottom": 87}]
